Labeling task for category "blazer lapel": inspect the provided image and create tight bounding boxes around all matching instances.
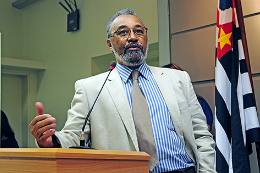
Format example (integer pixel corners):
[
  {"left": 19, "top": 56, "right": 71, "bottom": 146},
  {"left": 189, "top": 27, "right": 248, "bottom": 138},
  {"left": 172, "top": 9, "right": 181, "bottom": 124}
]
[
  {"left": 106, "top": 68, "right": 139, "bottom": 151},
  {"left": 149, "top": 66, "right": 184, "bottom": 140}
]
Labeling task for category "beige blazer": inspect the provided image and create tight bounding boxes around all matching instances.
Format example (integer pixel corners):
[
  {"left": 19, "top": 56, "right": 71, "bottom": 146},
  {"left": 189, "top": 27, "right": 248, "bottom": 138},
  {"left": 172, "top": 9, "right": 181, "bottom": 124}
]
[{"left": 55, "top": 66, "right": 216, "bottom": 172}]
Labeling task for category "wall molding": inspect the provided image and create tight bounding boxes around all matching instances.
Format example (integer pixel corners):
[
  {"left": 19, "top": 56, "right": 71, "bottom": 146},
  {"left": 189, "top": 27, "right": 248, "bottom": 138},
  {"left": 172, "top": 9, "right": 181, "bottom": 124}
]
[{"left": 2, "top": 57, "right": 46, "bottom": 70}]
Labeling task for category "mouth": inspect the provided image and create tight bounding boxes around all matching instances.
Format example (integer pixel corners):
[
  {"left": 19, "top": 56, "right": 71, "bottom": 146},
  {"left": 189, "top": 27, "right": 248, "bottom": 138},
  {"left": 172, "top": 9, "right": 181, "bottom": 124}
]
[{"left": 125, "top": 44, "right": 142, "bottom": 51}]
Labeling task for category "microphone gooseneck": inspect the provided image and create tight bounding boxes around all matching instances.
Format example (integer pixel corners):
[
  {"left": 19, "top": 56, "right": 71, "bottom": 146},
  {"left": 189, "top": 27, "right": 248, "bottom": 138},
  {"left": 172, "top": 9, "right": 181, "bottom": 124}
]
[{"left": 70, "top": 61, "right": 116, "bottom": 149}]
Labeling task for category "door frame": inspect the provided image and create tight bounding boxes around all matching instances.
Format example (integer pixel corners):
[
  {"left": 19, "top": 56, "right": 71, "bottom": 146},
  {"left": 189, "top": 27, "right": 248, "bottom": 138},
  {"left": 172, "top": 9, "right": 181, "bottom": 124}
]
[{"left": 1, "top": 57, "right": 46, "bottom": 147}]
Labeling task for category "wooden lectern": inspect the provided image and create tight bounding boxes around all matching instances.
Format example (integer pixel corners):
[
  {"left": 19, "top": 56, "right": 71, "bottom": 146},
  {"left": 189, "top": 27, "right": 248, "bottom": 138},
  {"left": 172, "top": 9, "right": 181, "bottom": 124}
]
[{"left": 0, "top": 148, "right": 150, "bottom": 173}]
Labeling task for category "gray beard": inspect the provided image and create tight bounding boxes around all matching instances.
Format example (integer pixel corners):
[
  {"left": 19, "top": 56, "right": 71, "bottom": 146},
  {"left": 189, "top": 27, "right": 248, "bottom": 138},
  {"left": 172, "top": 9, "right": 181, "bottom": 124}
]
[{"left": 112, "top": 43, "right": 149, "bottom": 67}]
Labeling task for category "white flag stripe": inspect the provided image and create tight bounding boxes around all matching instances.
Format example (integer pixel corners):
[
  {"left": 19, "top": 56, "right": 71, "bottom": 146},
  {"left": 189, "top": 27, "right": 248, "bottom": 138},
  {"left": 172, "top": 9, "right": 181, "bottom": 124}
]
[
  {"left": 241, "top": 73, "right": 253, "bottom": 95},
  {"left": 234, "top": 7, "right": 239, "bottom": 28},
  {"left": 245, "top": 107, "right": 260, "bottom": 130},
  {"left": 238, "top": 40, "right": 245, "bottom": 60},
  {"left": 215, "top": 117, "right": 231, "bottom": 163},
  {"left": 228, "top": 149, "right": 234, "bottom": 173},
  {"left": 215, "top": 60, "right": 231, "bottom": 114},
  {"left": 237, "top": 78, "right": 247, "bottom": 144},
  {"left": 216, "top": 28, "right": 219, "bottom": 47},
  {"left": 218, "top": 7, "right": 233, "bottom": 25}
]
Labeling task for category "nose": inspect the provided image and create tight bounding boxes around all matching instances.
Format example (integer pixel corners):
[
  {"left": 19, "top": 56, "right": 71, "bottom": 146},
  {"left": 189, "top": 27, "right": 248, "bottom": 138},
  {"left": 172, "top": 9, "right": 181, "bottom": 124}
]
[{"left": 127, "top": 29, "right": 138, "bottom": 41}]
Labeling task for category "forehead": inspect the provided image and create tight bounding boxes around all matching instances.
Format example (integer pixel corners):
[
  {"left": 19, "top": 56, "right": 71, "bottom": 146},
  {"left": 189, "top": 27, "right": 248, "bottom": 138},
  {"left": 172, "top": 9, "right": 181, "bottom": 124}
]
[{"left": 111, "top": 15, "right": 144, "bottom": 31}]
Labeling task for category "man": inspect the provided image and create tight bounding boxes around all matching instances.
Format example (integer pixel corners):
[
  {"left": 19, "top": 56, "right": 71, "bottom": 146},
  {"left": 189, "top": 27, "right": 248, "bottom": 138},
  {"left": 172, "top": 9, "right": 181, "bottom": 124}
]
[{"left": 29, "top": 9, "right": 215, "bottom": 173}]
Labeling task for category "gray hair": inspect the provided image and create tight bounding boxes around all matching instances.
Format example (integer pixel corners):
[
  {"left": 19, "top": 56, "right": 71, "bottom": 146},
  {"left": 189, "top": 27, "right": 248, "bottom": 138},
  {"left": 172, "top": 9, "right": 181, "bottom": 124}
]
[{"left": 106, "top": 9, "right": 145, "bottom": 39}]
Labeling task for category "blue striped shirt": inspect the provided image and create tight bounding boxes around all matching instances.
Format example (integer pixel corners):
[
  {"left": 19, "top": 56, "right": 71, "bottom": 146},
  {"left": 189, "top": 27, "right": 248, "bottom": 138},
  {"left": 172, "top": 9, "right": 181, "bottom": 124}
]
[{"left": 116, "top": 62, "right": 194, "bottom": 172}]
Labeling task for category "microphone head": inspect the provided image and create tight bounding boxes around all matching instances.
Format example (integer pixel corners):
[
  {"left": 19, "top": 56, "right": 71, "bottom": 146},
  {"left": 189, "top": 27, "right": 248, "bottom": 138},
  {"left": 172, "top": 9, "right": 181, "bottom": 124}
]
[{"left": 109, "top": 61, "right": 116, "bottom": 70}]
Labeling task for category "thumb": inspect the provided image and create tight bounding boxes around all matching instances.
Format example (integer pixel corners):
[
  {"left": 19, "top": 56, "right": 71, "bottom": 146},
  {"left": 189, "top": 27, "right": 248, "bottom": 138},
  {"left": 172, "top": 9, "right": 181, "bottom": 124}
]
[{"left": 35, "top": 102, "right": 44, "bottom": 115}]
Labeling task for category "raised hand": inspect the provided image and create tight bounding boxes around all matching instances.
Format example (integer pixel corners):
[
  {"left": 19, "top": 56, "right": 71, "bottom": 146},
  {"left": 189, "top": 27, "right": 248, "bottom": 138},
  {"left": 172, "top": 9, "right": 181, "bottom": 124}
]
[{"left": 29, "top": 102, "right": 56, "bottom": 147}]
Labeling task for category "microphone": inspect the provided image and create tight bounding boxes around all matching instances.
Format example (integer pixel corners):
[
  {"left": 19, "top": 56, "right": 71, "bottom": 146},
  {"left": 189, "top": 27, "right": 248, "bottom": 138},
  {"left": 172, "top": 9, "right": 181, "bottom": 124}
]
[{"left": 70, "top": 61, "right": 116, "bottom": 149}]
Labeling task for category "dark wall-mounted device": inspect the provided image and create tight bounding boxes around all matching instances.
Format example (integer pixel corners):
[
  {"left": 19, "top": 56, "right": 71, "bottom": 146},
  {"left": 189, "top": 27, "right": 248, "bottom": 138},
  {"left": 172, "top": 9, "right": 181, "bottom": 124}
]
[
  {"left": 59, "top": 0, "right": 79, "bottom": 32},
  {"left": 67, "top": 9, "right": 79, "bottom": 32}
]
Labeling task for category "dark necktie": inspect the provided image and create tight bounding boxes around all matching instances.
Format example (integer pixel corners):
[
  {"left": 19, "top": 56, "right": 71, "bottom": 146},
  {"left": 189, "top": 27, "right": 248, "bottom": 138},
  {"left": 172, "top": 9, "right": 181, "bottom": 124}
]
[{"left": 131, "top": 70, "right": 159, "bottom": 171}]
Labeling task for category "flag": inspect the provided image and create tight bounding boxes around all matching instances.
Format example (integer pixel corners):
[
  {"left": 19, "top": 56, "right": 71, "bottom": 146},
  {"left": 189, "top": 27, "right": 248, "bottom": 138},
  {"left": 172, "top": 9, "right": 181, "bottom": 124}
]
[{"left": 215, "top": 0, "right": 260, "bottom": 172}]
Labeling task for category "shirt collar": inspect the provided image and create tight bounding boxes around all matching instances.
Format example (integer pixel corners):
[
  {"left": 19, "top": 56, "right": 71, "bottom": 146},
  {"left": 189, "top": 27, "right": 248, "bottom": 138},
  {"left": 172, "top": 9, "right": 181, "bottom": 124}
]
[{"left": 116, "top": 62, "right": 150, "bottom": 83}]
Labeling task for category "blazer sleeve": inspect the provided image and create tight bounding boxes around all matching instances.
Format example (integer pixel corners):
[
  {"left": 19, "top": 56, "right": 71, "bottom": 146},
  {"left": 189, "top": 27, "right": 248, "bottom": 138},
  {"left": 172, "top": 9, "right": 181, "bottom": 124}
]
[
  {"left": 182, "top": 72, "right": 216, "bottom": 173},
  {"left": 55, "top": 79, "right": 91, "bottom": 148}
]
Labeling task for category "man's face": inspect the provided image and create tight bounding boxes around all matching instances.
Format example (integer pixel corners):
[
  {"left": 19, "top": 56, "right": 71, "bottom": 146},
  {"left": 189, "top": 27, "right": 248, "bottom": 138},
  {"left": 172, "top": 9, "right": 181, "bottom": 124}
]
[{"left": 107, "top": 15, "right": 148, "bottom": 68}]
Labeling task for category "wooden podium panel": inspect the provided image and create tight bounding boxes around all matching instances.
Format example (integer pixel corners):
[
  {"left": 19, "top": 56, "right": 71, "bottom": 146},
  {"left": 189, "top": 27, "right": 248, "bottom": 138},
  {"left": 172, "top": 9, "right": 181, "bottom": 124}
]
[{"left": 0, "top": 148, "right": 150, "bottom": 173}]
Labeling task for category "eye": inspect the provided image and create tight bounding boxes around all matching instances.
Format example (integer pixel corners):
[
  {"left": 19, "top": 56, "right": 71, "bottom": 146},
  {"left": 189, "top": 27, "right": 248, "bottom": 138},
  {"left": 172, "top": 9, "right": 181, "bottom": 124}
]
[
  {"left": 134, "top": 28, "right": 144, "bottom": 35},
  {"left": 118, "top": 29, "right": 129, "bottom": 36}
]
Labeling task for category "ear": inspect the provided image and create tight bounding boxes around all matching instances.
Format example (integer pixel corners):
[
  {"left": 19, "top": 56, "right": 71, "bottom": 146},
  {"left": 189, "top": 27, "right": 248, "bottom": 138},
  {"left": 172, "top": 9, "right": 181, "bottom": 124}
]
[{"left": 107, "top": 39, "right": 113, "bottom": 52}]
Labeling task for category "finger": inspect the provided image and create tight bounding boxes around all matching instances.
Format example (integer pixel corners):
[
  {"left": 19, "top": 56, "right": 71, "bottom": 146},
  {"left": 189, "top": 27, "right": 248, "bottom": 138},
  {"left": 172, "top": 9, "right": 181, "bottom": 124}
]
[
  {"left": 30, "top": 116, "right": 56, "bottom": 137},
  {"left": 38, "top": 129, "right": 56, "bottom": 146},
  {"left": 35, "top": 116, "right": 56, "bottom": 133},
  {"left": 35, "top": 102, "right": 44, "bottom": 115},
  {"left": 29, "top": 114, "right": 51, "bottom": 128},
  {"left": 35, "top": 122, "right": 56, "bottom": 139}
]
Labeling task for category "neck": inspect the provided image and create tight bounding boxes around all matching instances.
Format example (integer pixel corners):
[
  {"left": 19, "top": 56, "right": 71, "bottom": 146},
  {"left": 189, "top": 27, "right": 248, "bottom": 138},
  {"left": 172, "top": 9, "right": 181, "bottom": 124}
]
[
  {"left": 115, "top": 59, "right": 143, "bottom": 70},
  {"left": 119, "top": 61, "right": 141, "bottom": 69}
]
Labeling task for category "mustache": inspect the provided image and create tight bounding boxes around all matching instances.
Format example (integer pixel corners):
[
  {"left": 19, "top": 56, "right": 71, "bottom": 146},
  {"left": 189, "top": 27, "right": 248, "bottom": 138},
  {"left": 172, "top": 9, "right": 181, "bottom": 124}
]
[{"left": 124, "top": 42, "right": 143, "bottom": 52}]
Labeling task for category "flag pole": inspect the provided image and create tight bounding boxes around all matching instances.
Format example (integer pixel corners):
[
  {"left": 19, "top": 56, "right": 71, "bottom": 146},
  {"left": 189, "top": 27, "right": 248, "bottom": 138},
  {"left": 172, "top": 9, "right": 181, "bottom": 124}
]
[{"left": 234, "top": 0, "right": 260, "bottom": 171}]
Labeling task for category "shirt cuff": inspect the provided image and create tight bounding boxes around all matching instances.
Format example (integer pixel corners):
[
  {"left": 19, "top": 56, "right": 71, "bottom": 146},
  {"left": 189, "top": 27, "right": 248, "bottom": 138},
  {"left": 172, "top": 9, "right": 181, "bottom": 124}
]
[{"left": 37, "top": 134, "right": 61, "bottom": 148}]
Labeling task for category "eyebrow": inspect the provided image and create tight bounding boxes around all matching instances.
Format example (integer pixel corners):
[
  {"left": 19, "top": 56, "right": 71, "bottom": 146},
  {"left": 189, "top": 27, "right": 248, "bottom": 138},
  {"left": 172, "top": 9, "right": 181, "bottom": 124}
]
[{"left": 116, "top": 24, "right": 143, "bottom": 30}]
